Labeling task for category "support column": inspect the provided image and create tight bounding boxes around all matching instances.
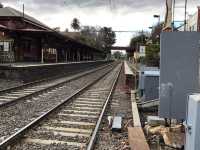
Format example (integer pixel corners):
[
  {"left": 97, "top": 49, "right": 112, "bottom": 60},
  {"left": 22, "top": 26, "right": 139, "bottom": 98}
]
[
  {"left": 68, "top": 51, "right": 70, "bottom": 62},
  {"left": 86, "top": 51, "right": 88, "bottom": 61},
  {"left": 55, "top": 49, "right": 58, "bottom": 63},
  {"left": 41, "top": 48, "right": 44, "bottom": 63},
  {"left": 77, "top": 50, "right": 80, "bottom": 62},
  {"left": 65, "top": 50, "right": 68, "bottom": 62},
  {"left": 72, "top": 52, "right": 73, "bottom": 62}
]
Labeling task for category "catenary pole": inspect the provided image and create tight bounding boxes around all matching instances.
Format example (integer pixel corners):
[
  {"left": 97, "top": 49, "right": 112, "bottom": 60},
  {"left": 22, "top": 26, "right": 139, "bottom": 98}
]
[{"left": 184, "top": 0, "right": 188, "bottom": 31}]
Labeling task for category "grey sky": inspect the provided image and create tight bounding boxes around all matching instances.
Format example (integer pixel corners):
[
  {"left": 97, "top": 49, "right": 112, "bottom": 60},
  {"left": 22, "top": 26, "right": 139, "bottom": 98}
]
[{"left": 1, "top": 0, "right": 199, "bottom": 46}]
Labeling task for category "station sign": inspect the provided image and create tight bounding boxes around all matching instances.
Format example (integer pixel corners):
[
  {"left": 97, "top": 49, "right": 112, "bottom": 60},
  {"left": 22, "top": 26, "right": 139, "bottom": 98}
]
[{"left": 139, "top": 46, "right": 146, "bottom": 57}]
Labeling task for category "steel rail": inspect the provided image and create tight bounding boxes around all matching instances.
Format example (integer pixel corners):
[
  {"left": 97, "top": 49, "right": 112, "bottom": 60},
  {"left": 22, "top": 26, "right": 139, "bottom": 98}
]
[
  {"left": 87, "top": 63, "right": 122, "bottom": 150},
  {"left": 0, "top": 63, "right": 115, "bottom": 108},
  {"left": 0, "top": 63, "right": 118, "bottom": 150}
]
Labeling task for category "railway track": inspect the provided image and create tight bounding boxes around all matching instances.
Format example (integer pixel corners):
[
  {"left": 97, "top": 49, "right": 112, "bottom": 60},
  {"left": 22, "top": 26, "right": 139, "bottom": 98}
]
[
  {"left": 0, "top": 63, "right": 122, "bottom": 150},
  {"left": 0, "top": 62, "right": 117, "bottom": 144},
  {"left": 0, "top": 63, "right": 113, "bottom": 107}
]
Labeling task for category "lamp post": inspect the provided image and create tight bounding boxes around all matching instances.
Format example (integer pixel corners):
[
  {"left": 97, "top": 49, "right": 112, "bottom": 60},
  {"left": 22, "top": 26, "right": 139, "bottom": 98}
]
[
  {"left": 153, "top": 15, "right": 160, "bottom": 25},
  {"left": 148, "top": 26, "right": 153, "bottom": 30}
]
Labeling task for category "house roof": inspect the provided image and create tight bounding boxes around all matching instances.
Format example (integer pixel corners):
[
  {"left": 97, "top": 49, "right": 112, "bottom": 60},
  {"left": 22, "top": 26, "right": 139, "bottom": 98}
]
[{"left": 0, "top": 7, "right": 51, "bottom": 30}]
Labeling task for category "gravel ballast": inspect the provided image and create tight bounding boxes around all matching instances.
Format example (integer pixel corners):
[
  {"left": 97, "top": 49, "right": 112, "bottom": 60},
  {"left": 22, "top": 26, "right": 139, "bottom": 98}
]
[
  {"left": 9, "top": 64, "right": 122, "bottom": 150},
  {"left": 0, "top": 64, "right": 116, "bottom": 143}
]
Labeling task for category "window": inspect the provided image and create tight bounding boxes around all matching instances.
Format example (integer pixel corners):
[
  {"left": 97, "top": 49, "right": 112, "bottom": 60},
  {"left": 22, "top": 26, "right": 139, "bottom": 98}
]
[
  {"left": 4, "top": 42, "right": 9, "bottom": 51},
  {"left": 0, "top": 42, "right": 3, "bottom": 51},
  {"left": 0, "top": 40, "right": 13, "bottom": 52}
]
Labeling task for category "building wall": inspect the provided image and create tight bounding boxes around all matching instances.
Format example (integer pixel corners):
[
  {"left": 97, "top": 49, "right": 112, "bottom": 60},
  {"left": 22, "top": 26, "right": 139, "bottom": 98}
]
[
  {"left": 179, "top": 7, "right": 200, "bottom": 32},
  {"left": 186, "top": 12, "right": 198, "bottom": 31},
  {"left": 0, "top": 19, "right": 104, "bottom": 63}
]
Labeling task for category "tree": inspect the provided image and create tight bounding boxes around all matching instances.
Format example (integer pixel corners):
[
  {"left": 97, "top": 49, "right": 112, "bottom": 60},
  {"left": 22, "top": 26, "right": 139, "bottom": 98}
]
[
  {"left": 113, "top": 51, "right": 124, "bottom": 60},
  {"left": 150, "top": 22, "right": 163, "bottom": 44},
  {"left": 0, "top": 3, "right": 3, "bottom": 8},
  {"left": 65, "top": 28, "right": 69, "bottom": 32},
  {"left": 81, "top": 26, "right": 97, "bottom": 38},
  {"left": 99, "top": 27, "right": 116, "bottom": 53},
  {"left": 80, "top": 26, "right": 116, "bottom": 53},
  {"left": 71, "top": 18, "right": 81, "bottom": 31},
  {"left": 146, "top": 44, "right": 160, "bottom": 67},
  {"left": 129, "top": 31, "right": 160, "bottom": 67},
  {"left": 78, "top": 26, "right": 100, "bottom": 48},
  {"left": 129, "top": 32, "right": 148, "bottom": 50}
]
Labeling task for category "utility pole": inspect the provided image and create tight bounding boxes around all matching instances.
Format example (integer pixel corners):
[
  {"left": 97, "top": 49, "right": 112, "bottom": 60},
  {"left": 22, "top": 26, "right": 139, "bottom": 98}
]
[
  {"left": 184, "top": 0, "right": 188, "bottom": 31},
  {"left": 22, "top": 4, "right": 24, "bottom": 18},
  {"left": 172, "top": 0, "right": 176, "bottom": 31}
]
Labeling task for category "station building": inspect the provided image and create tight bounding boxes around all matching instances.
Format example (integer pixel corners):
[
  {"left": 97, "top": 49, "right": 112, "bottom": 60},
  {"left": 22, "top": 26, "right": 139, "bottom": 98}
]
[{"left": 0, "top": 6, "right": 104, "bottom": 63}]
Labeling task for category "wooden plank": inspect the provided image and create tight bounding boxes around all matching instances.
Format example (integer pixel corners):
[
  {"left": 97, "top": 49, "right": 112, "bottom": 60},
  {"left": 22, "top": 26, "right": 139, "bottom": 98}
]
[
  {"left": 37, "top": 130, "right": 90, "bottom": 138},
  {"left": 58, "top": 113, "right": 98, "bottom": 118},
  {"left": 77, "top": 97, "right": 103, "bottom": 101},
  {"left": 128, "top": 127, "right": 150, "bottom": 150},
  {"left": 0, "top": 98, "right": 12, "bottom": 101},
  {"left": 0, "top": 96, "right": 18, "bottom": 99},
  {"left": 51, "top": 120, "right": 95, "bottom": 126},
  {"left": 24, "top": 138, "right": 85, "bottom": 147},
  {"left": 70, "top": 106, "right": 101, "bottom": 111},
  {"left": 74, "top": 103, "right": 102, "bottom": 107},
  {"left": 42, "top": 126, "right": 92, "bottom": 134},
  {"left": 63, "top": 110, "right": 99, "bottom": 115},
  {"left": 75, "top": 101, "right": 103, "bottom": 104},
  {"left": 131, "top": 90, "right": 141, "bottom": 127}
]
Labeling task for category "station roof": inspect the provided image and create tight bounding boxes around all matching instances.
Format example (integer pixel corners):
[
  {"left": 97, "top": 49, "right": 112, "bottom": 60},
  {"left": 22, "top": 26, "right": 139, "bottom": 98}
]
[
  {"left": 0, "top": 7, "right": 51, "bottom": 31},
  {"left": 0, "top": 6, "right": 103, "bottom": 53}
]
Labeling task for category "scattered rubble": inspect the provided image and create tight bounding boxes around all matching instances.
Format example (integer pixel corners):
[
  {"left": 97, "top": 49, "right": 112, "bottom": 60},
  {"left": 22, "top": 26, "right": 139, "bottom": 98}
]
[
  {"left": 145, "top": 121, "right": 185, "bottom": 149},
  {"left": 147, "top": 116, "right": 165, "bottom": 127},
  {"left": 112, "top": 116, "right": 122, "bottom": 131}
]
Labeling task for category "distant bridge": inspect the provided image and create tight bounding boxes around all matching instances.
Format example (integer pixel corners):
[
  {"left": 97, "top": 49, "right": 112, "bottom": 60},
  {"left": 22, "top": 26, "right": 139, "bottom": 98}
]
[{"left": 111, "top": 46, "right": 134, "bottom": 52}]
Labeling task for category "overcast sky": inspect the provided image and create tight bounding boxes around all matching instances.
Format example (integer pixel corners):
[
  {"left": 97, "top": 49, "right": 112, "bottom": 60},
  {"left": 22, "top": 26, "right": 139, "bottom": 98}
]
[{"left": 1, "top": 0, "right": 200, "bottom": 46}]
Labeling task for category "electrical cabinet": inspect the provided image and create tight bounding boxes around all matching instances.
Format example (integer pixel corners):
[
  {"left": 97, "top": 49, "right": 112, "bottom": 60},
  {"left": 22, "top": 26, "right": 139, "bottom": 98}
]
[
  {"left": 185, "top": 94, "right": 200, "bottom": 150},
  {"left": 160, "top": 32, "right": 200, "bottom": 119}
]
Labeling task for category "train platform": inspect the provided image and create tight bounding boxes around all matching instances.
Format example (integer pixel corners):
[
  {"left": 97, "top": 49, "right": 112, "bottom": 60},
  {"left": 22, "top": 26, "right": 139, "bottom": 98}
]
[
  {"left": 0, "top": 61, "right": 104, "bottom": 68},
  {"left": 124, "top": 61, "right": 135, "bottom": 90},
  {"left": 0, "top": 60, "right": 111, "bottom": 82},
  {"left": 124, "top": 61, "right": 134, "bottom": 75}
]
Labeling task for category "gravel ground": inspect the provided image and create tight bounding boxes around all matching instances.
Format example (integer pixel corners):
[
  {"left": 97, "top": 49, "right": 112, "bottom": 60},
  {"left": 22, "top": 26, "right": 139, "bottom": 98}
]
[
  {"left": 0, "top": 79, "right": 23, "bottom": 90},
  {"left": 0, "top": 64, "right": 116, "bottom": 143},
  {"left": 9, "top": 64, "right": 122, "bottom": 150},
  {"left": 140, "top": 111, "right": 176, "bottom": 150},
  {"left": 94, "top": 65, "right": 132, "bottom": 150}
]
